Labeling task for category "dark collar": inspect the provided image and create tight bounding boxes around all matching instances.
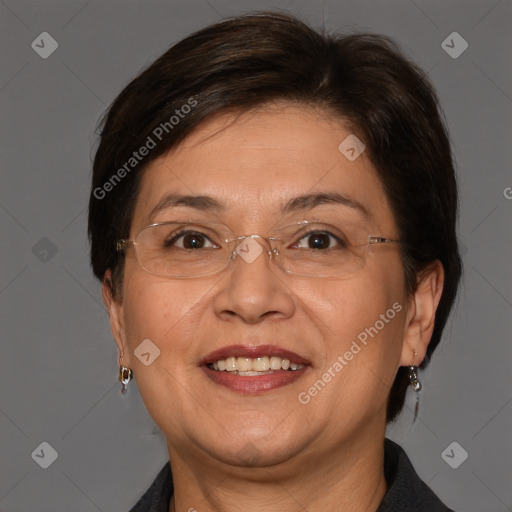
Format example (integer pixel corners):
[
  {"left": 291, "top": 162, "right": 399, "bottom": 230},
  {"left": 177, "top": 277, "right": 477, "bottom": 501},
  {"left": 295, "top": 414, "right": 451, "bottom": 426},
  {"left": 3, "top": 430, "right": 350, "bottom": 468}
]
[
  {"left": 377, "top": 439, "right": 454, "bottom": 511},
  {"left": 129, "top": 438, "right": 454, "bottom": 512}
]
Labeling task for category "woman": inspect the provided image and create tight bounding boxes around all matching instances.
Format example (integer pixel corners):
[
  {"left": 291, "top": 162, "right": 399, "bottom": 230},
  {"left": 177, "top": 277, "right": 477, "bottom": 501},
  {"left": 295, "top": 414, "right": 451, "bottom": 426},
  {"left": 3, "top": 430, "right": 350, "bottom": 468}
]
[{"left": 88, "top": 11, "right": 461, "bottom": 512}]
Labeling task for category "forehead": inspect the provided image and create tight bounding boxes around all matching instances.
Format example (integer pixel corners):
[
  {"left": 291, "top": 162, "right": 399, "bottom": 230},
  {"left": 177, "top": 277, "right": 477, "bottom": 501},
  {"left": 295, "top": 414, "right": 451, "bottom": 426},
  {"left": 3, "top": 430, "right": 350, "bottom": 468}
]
[{"left": 131, "top": 103, "right": 396, "bottom": 234}]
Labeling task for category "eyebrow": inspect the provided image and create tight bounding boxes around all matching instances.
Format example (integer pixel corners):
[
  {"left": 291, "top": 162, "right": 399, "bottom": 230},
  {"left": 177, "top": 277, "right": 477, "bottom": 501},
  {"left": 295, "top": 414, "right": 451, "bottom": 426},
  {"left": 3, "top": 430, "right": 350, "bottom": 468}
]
[
  {"left": 149, "top": 193, "right": 225, "bottom": 219},
  {"left": 282, "top": 192, "right": 370, "bottom": 217},
  {"left": 149, "top": 191, "right": 370, "bottom": 219}
]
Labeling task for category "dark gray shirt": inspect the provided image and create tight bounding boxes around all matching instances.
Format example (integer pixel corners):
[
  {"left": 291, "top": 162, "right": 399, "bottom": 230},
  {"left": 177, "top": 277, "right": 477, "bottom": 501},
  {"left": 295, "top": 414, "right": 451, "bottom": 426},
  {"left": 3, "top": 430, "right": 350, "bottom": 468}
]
[{"left": 129, "top": 438, "right": 455, "bottom": 511}]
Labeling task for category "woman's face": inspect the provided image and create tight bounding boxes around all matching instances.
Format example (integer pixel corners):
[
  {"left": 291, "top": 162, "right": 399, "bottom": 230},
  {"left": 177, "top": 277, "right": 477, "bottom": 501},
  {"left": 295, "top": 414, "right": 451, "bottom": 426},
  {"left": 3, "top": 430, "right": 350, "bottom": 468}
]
[{"left": 107, "top": 103, "right": 420, "bottom": 469}]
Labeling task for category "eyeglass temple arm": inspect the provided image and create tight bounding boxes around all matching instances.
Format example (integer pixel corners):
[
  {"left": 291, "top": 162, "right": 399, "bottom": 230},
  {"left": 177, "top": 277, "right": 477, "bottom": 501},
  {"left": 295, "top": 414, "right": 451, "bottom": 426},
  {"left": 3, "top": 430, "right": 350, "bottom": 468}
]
[
  {"left": 368, "top": 236, "right": 400, "bottom": 245},
  {"left": 116, "top": 239, "right": 134, "bottom": 252}
]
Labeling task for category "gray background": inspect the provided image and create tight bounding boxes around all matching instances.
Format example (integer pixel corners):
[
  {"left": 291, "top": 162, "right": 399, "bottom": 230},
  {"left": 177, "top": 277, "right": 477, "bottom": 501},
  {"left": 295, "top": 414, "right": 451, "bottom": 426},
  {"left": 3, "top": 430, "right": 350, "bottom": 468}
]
[{"left": 1, "top": 0, "right": 511, "bottom": 511}]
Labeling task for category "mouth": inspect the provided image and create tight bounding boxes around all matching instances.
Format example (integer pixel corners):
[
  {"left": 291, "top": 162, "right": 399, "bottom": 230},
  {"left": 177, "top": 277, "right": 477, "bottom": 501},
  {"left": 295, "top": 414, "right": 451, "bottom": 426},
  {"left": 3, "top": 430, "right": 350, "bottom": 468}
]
[{"left": 199, "top": 345, "right": 311, "bottom": 394}]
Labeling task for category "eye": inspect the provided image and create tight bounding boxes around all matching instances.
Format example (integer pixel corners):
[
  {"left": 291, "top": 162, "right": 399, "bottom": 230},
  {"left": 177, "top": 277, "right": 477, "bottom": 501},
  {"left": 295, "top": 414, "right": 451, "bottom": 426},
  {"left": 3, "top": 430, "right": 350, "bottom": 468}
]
[
  {"left": 293, "top": 231, "right": 347, "bottom": 250},
  {"left": 165, "top": 230, "right": 219, "bottom": 249}
]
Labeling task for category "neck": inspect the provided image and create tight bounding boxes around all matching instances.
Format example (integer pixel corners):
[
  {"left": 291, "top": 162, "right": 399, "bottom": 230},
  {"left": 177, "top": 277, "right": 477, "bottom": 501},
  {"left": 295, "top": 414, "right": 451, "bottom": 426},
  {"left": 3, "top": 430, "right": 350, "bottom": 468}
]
[{"left": 167, "top": 421, "right": 388, "bottom": 512}]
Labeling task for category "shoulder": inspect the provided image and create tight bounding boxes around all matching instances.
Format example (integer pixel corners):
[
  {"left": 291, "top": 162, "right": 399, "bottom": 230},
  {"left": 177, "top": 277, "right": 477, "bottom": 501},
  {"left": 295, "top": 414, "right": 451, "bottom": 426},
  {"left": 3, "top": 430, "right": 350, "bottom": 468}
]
[
  {"left": 128, "top": 461, "right": 173, "bottom": 512},
  {"left": 378, "top": 438, "right": 455, "bottom": 512}
]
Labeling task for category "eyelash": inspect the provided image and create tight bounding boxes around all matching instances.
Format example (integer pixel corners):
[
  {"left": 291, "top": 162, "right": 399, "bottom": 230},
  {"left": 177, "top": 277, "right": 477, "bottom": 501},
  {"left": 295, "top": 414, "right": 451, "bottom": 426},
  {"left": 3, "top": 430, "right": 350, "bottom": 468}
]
[
  {"left": 165, "top": 230, "right": 218, "bottom": 248},
  {"left": 165, "top": 229, "right": 346, "bottom": 249},
  {"left": 291, "top": 230, "right": 347, "bottom": 249}
]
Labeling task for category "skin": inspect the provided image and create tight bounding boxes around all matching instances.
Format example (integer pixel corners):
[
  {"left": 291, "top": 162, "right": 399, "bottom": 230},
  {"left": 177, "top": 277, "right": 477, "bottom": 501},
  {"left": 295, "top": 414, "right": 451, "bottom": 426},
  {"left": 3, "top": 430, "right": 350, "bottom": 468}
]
[{"left": 103, "top": 102, "right": 444, "bottom": 512}]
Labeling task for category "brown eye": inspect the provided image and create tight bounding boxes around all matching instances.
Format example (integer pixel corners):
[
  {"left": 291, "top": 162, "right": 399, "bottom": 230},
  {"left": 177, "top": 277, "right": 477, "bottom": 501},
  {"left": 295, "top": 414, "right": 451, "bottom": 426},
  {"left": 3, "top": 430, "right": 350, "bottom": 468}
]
[
  {"left": 182, "top": 233, "right": 206, "bottom": 248},
  {"left": 294, "top": 231, "right": 345, "bottom": 250},
  {"left": 307, "top": 233, "right": 331, "bottom": 249},
  {"left": 165, "top": 231, "right": 216, "bottom": 249}
]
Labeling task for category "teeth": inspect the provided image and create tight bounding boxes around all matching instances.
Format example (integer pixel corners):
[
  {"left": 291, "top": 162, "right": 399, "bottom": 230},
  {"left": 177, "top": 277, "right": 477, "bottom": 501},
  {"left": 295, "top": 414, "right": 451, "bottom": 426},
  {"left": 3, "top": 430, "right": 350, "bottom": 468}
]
[
  {"left": 253, "top": 356, "right": 270, "bottom": 371},
  {"left": 270, "top": 356, "right": 282, "bottom": 370},
  {"left": 236, "top": 357, "right": 252, "bottom": 372},
  {"left": 237, "top": 370, "right": 275, "bottom": 376},
  {"left": 225, "top": 356, "right": 237, "bottom": 372},
  {"left": 207, "top": 356, "right": 305, "bottom": 373}
]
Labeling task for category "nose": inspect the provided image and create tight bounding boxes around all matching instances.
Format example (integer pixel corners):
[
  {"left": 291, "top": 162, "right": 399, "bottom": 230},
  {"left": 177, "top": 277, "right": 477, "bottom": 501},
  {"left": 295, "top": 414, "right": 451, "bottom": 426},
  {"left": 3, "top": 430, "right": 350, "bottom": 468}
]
[{"left": 212, "top": 235, "right": 296, "bottom": 324}]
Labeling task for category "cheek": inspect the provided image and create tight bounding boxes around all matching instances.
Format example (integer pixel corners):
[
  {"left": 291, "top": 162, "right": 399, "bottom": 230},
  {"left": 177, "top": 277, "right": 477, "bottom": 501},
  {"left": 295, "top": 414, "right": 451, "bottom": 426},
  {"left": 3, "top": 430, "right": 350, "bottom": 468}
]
[
  {"left": 309, "top": 268, "right": 406, "bottom": 382},
  {"left": 307, "top": 271, "right": 403, "bottom": 336},
  {"left": 122, "top": 269, "right": 213, "bottom": 359},
  {"left": 120, "top": 274, "right": 214, "bottom": 429}
]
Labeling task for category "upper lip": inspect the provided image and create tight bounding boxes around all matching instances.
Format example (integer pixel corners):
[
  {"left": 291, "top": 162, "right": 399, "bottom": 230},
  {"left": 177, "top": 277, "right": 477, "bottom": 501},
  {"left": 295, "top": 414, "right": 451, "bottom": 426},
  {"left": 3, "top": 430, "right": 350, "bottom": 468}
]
[{"left": 199, "top": 344, "right": 311, "bottom": 366}]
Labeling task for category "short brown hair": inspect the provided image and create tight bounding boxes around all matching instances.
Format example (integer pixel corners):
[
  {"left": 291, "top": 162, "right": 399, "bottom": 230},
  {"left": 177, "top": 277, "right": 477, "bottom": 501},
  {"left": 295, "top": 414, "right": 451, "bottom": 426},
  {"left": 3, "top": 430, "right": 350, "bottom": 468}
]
[{"left": 88, "top": 11, "right": 462, "bottom": 422}]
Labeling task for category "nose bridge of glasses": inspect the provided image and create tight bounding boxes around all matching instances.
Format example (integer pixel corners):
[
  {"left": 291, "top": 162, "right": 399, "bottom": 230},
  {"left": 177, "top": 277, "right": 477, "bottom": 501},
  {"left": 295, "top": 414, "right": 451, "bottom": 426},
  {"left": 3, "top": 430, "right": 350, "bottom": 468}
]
[{"left": 229, "top": 234, "right": 277, "bottom": 258}]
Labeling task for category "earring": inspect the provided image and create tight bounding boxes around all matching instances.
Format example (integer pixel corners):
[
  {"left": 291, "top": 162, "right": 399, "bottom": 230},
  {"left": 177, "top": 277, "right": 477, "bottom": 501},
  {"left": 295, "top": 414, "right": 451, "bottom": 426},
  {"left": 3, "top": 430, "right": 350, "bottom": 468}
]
[
  {"left": 409, "top": 350, "right": 422, "bottom": 422},
  {"left": 118, "top": 351, "right": 133, "bottom": 395},
  {"left": 408, "top": 365, "right": 422, "bottom": 392},
  {"left": 118, "top": 366, "right": 133, "bottom": 394}
]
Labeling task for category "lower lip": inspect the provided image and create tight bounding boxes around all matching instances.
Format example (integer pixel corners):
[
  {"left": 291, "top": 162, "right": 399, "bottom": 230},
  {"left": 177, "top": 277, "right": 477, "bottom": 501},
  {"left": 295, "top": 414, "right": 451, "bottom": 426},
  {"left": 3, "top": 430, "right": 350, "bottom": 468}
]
[{"left": 201, "top": 366, "right": 310, "bottom": 394}]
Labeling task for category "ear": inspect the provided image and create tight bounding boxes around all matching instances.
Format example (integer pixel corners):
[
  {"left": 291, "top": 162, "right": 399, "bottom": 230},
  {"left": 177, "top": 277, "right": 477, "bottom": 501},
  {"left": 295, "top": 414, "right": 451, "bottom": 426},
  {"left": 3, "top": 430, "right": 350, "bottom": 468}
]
[
  {"left": 400, "top": 260, "right": 444, "bottom": 366},
  {"left": 102, "top": 270, "right": 132, "bottom": 368}
]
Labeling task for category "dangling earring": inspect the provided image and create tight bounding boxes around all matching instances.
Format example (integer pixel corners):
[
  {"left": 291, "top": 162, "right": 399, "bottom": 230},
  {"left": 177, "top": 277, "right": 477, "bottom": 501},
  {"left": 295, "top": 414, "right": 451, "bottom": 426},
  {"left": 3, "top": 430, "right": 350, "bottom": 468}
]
[
  {"left": 409, "top": 350, "right": 422, "bottom": 422},
  {"left": 118, "top": 351, "right": 133, "bottom": 395}
]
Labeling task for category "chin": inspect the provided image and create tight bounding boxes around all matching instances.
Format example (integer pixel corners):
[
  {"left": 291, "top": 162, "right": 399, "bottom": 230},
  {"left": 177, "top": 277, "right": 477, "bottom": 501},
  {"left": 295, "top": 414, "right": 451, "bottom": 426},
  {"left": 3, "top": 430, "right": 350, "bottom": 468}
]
[{"left": 195, "top": 423, "right": 306, "bottom": 468}]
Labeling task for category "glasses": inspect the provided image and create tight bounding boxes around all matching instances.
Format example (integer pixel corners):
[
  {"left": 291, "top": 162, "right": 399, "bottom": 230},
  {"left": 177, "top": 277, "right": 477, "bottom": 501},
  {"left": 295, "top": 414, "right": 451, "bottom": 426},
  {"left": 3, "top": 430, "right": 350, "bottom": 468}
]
[{"left": 116, "top": 219, "right": 401, "bottom": 279}]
